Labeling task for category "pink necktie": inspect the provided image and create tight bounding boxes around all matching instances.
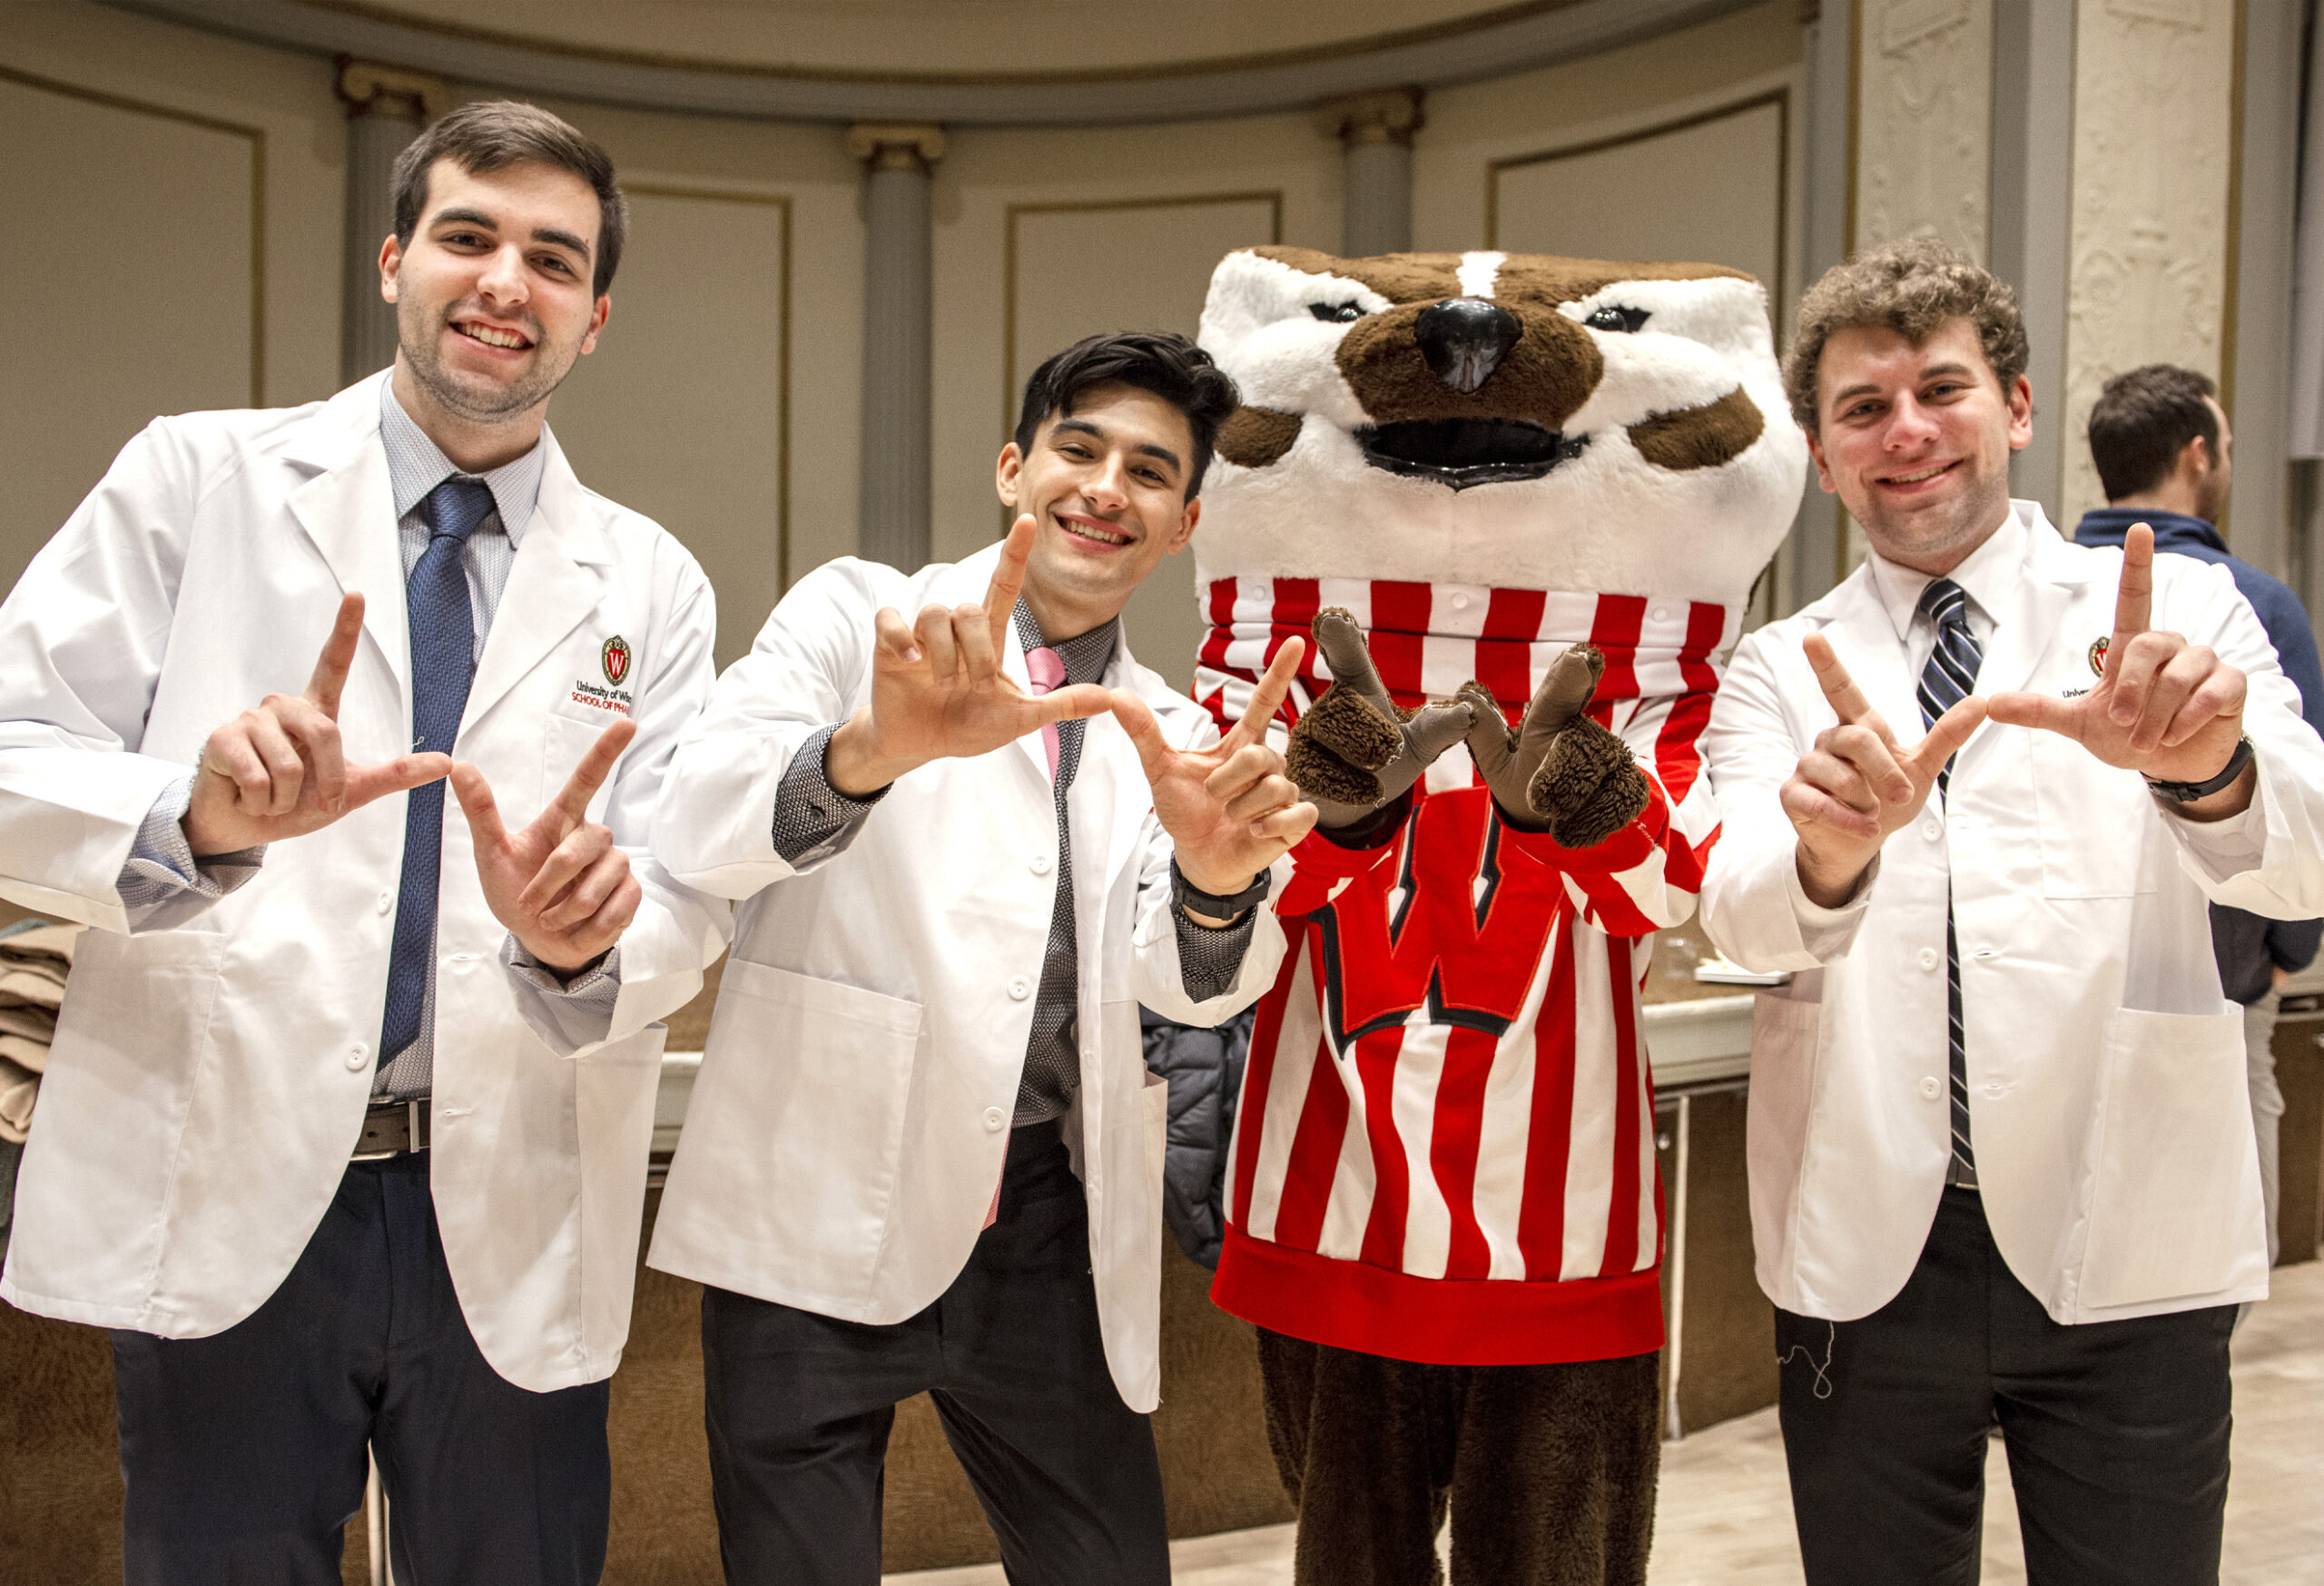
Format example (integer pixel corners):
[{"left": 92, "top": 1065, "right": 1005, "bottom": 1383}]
[{"left": 1024, "top": 645, "right": 1065, "bottom": 781}]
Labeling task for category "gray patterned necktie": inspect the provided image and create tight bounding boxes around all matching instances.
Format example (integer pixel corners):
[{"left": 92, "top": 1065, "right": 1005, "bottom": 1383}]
[{"left": 1916, "top": 577, "right": 1981, "bottom": 1183}]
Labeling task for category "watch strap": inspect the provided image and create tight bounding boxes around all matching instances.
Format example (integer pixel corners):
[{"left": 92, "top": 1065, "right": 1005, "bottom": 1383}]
[
  {"left": 1170, "top": 857, "right": 1272, "bottom": 917},
  {"left": 2145, "top": 735, "right": 2254, "bottom": 803}
]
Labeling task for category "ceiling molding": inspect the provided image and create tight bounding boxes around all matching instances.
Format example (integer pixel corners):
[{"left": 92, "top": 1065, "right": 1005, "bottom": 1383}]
[{"left": 98, "top": 0, "right": 1766, "bottom": 126}]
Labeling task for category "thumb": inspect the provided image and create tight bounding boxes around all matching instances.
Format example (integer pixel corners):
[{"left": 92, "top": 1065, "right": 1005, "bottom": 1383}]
[
  {"left": 1457, "top": 682, "right": 1514, "bottom": 779},
  {"left": 1312, "top": 609, "right": 1395, "bottom": 718},
  {"left": 448, "top": 760, "right": 507, "bottom": 850},
  {"left": 1030, "top": 681, "right": 1113, "bottom": 725},
  {"left": 1907, "top": 696, "right": 1987, "bottom": 783},
  {"left": 1518, "top": 645, "right": 1603, "bottom": 756},
  {"left": 1406, "top": 699, "right": 1475, "bottom": 763},
  {"left": 1984, "top": 690, "right": 2079, "bottom": 736},
  {"left": 1107, "top": 689, "right": 1172, "bottom": 778},
  {"left": 342, "top": 752, "right": 454, "bottom": 813}
]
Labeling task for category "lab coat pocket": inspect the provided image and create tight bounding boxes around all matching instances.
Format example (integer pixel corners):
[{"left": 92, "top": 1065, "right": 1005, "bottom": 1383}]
[
  {"left": 2078, "top": 1007, "right": 2253, "bottom": 1309},
  {"left": 542, "top": 711, "right": 620, "bottom": 823},
  {"left": 694, "top": 960, "right": 923, "bottom": 1299},
  {"left": 1746, "top": 990, "right": 1823, "bottom": 1206}
]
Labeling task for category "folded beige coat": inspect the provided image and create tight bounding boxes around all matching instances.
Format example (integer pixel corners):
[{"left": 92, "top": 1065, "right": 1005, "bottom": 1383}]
[
  {"left": 0, "top": 1032, "right": 45, "bottom": 1076},
  {"left": 0, "top": 1005, "right": 54, "bottom": 1045},
  {"left": 0, "top": 1053, "right": 34, "bottom": 1144},
  {"left": 0, "top": 968, "right": 64, "bottom": 1010}
]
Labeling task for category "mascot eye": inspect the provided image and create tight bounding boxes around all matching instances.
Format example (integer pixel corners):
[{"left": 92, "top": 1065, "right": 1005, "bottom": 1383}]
[
  {"left": 1584, "top": 304, "right": 1651, "bottom": 333},
  {"left": 1309, "top": 301, "right": 1365, "bottom": 323}
]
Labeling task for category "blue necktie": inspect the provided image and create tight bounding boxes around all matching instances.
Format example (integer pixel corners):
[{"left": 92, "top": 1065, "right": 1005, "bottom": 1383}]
[
  {"left": 379, "top": 477, "right": 494, "bottom": 1066},
  {"left": 1916, "top": 578, "right": 1982, "bottom": 1183}
]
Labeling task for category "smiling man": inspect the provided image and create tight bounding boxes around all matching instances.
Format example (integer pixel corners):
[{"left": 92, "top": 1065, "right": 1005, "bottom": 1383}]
[
  {"left": 0, "top": 102, "right": 724, "bottom": 1582},
  {"left": 1698, "top": 239, "right": 2324, "bottom": 1584},
  {"left": 649, "top": 331, "right": 1315, "bottom": 1583}
]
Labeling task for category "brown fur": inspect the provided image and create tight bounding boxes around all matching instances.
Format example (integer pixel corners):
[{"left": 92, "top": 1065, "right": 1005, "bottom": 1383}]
[
  {"left": 1250, "top": 247, "right": 1466, "bottom": 305},
  {"left": 1626, "top": 387, "right": 1766, "bottom": 471},
  {"left": 1337, "top": 303, "right": 1600, "bottom": 429},
  {"left": 1529, "top": 717, "right": 1652, "bottom": 849},
  {"left": 1256, "top": 1329, "right": 1661, "bottom": 1586},
  {"left": 1217, "top": 405, "right": 1305, "bottom": 468},
  {"left": 1286, "top": 684, "right": 1406, "bottom": 809},
  {"left": 1491, "top": 253, "right": 1750, "bottom": 305}
]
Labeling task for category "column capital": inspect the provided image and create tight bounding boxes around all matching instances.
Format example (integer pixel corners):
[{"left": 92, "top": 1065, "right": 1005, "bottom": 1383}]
[
  {"left": 1316, "top": 86, "right": 1424, "bottom": 149},
  {"left": 334, "top": 57, "right": 447, "bottom": 124},
  {"left": 847, "top": 122, "right": 948, "bottom": 172}
]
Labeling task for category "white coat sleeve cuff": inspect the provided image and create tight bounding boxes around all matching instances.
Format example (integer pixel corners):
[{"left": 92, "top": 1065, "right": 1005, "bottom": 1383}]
[
  {"left": 2162, "top": 774, "right": 2269, "bottom": 885},
  {"left": 1787, "top": 851, "right": 1877, "bottom": 961}
]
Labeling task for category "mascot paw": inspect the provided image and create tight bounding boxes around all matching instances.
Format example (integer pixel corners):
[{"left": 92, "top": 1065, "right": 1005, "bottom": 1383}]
[
  {"left": 1528, "top": 715, "right": 1652, "bottom": 848},
  {"left": 1286, "top": 681, "right": 1406, "bottom": 809}
]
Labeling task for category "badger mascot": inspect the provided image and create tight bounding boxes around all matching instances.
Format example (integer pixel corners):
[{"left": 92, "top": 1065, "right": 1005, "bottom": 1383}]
[{"left": 1185, "top": 248, "right": 1806, "bottom": 1584}]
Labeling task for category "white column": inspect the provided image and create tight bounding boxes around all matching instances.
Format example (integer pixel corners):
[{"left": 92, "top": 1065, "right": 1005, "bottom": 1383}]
[
  {"left": 1318, "top": 88, "right": 1423, "bottom": 257},
  {"left": 1788, "top": 0, "right": 1854, "bottom": 613},
  {"left": 849, "top": 123, "right": 946, "bottom": 572},
  {"left": 336, "top": 61, "right": 444, "bottom": 387},
  {"left": 1985, "top": 0, "right": 2076, "bottom": 518}
]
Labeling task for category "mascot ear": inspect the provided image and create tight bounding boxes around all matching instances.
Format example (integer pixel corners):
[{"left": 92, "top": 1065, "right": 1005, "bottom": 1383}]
[{"left": 1216, "top": 406, "right": 1301, "bottom": 469}]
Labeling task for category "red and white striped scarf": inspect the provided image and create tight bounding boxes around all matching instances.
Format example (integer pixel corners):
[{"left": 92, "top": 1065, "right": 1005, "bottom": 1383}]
[{"left": 1192, "top": 576, "right": 1738, "bottom": 798}]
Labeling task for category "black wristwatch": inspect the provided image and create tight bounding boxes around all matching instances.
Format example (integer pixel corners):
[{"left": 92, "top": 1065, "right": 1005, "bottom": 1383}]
[
  {"left": 2145, "top": 735, "right": 2254, "bottom": 804},
  {"left": 1170, "top": 857, "right": 1271, "bottom": 921}
]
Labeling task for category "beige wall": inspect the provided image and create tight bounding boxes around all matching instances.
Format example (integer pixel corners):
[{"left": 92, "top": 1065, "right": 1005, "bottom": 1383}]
[{"left": 0, "top": 0, "right": 342, "bottom": 597}]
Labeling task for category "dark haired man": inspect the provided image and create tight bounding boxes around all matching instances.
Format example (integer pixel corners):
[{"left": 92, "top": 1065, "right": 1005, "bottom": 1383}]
[
  {"left": 0, "top": 101, "right": 724, "bottom": 1581},
  {"left": 1700, "top": 239, "right": 2324, "bottom": 1583},
  {"left": 651, "top": 330, "right": 1315, "bottom": 1581},
  {"left": 2075, "top": 363, "right": 2324, "bottom": 1266}
]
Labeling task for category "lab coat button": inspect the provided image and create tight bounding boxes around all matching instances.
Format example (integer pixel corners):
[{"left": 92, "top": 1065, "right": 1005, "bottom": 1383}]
[
  {"left": 377, "top": 891, "right": 394, "bottom": 915},
  {"left": 345, "top": 1043, "right": 369, "bottom": 1070},
  {"left": 1030, "top": 854, "right": 1053, "bottom": 876},
  {"left": 1007, "top": 977, "right": 1031, "bottom": 1000},
  {"left": 1921, "top": 821, "right": 1941, "bottom": 842},
  {"left": 1919, "top": 1076, "right": 1941, "bottom": 1100},
  {"left": 982, "top": 1107, "right": 1006, "bottom": 1132},
  {"left": 1917, "top": 948, "right": 1939, "bottom": 971}
]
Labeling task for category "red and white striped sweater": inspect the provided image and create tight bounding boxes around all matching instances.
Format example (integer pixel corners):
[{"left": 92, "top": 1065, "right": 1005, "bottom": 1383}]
[{"left": 1195, "top": 576, "right": 1730, "bottom": 1364}]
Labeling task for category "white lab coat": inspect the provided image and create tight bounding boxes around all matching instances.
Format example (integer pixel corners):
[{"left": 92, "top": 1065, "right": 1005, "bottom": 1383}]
[
  {"left": 647, "top": 545, "right": 1287, "bottom": 1413},
  {"left": 1700, "top": 505, "right": 2324, "bottom": 1325},
  {"left": 0, "top": 373, "right": 729, "bottom": 1392}
]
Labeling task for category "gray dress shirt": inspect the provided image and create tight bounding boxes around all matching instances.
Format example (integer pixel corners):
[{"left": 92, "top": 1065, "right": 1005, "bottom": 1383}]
[
  {"left": 115, "top": 381, "right": 621, "bottom": 1104},
  {"left": 767, "top": 602, "right": 1258, "bottom": 1125}
]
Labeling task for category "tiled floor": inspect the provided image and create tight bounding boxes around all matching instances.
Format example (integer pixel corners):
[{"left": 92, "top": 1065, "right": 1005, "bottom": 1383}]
[{"left": 886, "top": 1260, "right": 2324, "bottom": 1585}]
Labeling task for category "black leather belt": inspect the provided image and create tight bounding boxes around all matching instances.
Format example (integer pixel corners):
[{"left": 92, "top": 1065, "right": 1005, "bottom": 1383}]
[{"left": 353, "top": 1098, "right": 430, "bottom": 1159}]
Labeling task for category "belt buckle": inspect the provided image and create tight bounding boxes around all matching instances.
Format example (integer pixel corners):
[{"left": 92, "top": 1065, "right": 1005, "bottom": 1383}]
[{"left": 351, "top": 1098, "right": 428, "bottom": 1160}]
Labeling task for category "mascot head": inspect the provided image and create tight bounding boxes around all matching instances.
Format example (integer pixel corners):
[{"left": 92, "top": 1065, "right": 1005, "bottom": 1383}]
[{"left": 1194, "top": 246, "right": 1807, "bottom": 606}]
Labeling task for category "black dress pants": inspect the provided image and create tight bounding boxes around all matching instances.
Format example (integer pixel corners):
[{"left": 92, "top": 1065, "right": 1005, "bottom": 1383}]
[
  {"left": 1776, "top": 1187, "right": 2234, "bottom": 1586},
  {"left": 111, "top": 1151, "right": 612, "bottom": 1586},
  {"left": 700, "top": 1118, "right": 1169, "bottom": 1586}
]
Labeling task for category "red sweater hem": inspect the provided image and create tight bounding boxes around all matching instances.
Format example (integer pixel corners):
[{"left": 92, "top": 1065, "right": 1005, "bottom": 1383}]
[{"left": 1211, "top": 1226, "right": 1666, "bottom": 1366}]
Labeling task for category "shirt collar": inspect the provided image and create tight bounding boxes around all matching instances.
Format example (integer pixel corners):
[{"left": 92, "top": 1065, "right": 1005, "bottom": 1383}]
[
  {"left": 378, "top": 379, "right": 548, "bottom": 543},
  {"left": 1866, "top": 504, "right": 2028, "bottom": 640},
  {"left": 1012, "top": 602, "right": 1120, "bottom": 688}
]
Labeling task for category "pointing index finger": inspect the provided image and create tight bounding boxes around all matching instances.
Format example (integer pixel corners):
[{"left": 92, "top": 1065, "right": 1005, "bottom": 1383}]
[
  {"left": 1225, "top": 637, "right": 1305, "bottom": 752},
  {"left": 305, "top": 593, "right": 365, "bottom": 718},
  {"left": 1803, "top": 633, "right": 1878, "bottom": 729},
  {"left": 2110, "top": 523, "right": 2154, "bottom": 660},
  {"left": 549, "top": 716, "right": 636, "bottom": 828},
  {"left": 984, "top": 516, "right": 1035, "bottom": 657}
]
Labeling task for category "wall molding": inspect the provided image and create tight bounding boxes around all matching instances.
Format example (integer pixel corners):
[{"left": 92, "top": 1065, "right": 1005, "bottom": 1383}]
[
  {"left": 622, "top": 182, "right": 794, "bottom": 591},
  {"left": 100, "top": 0, "right": 1764, "bottom": 126},
  {"left": 0, "top": 62, "right": 266, "bottom": 405}
]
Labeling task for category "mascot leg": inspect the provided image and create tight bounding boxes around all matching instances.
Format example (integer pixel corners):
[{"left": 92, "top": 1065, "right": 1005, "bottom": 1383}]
[
  {"left": 1445, "top": 1351, "right": 1662, "bottom": 1585},
  {"left": 1257, "top": 1329, "right": 1456, "bottom": 1586}
]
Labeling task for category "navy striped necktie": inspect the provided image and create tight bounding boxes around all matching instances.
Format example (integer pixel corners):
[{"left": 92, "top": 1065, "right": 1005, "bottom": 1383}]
[{"left": 1916, "top": 576, "right": 1980, "bottom": 1184}]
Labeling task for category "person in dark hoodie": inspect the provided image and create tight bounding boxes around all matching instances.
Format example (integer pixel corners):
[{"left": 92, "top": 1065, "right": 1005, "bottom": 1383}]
[{"left": 2076, "top": 362, "right": 2324, "bottom": 1263}]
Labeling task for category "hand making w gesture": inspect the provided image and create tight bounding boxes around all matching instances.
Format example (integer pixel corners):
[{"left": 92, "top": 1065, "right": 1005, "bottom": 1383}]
[
  {"left": 824, "top": 516, "right": 1115, "bottom": 796},
  {"left": 452, "top": 716, "right": 641, "bottom": 972},
  {"left": 184, "top": 593, "right": 453, "bottom": 856},
  {"left": 1987, "top": 524, "right": 2250, "bottom": 799},
  {"left": 1786, "top": 632, "right": 1987, "bottom": 908},
  {"left": 1110, "top": 638, "right": 1317, "bottom": 914}
]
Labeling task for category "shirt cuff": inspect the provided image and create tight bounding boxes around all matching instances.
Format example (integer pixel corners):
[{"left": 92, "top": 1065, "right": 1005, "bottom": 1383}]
[
  {"left": 501, "top": 937, "right": 623, "bottom": 1056},
  {"left": 1175, "top": 902, "right": 1259, "bottom": 1004},
  {"left": 1788, "top": 851, "right": 1877, "bottom": 961},
  {"left": 117, "top": 774, "right": 265, "bottom": 932},
  {"left": 771, "top": 723, "right": 888, "bottom": 866}
]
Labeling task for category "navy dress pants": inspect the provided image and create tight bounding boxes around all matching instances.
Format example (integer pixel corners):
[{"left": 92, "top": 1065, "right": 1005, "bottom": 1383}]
[
  {"left": 111, "top": 1150, "right": 612, "bottom": 1586},
  {"left": 700, "top": 1118, "right": 1171, "bottom": 1586},
  {"left": 1776, "top": 1187, "right": 2235, "bottom": 1586}
]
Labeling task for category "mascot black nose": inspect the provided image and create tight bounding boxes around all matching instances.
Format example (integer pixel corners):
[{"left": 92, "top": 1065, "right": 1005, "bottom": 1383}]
[{"left": 1414, "top": 298, "right": 1522, "bottom": 394}]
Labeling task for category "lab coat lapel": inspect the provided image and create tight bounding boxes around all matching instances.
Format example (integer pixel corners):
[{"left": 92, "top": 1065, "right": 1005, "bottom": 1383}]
[
  {"left": 1815, "top": 570, "right": 1921, "bottom": 737},
  {"left": 1974, "top": 518, "right": 2086, "bottom": 702},
  {"left": 463, "top": 435, "right": 609, "bottom": 734},
  {"left": 281, "top": 377, "right": 409, "bottom": 697}
]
